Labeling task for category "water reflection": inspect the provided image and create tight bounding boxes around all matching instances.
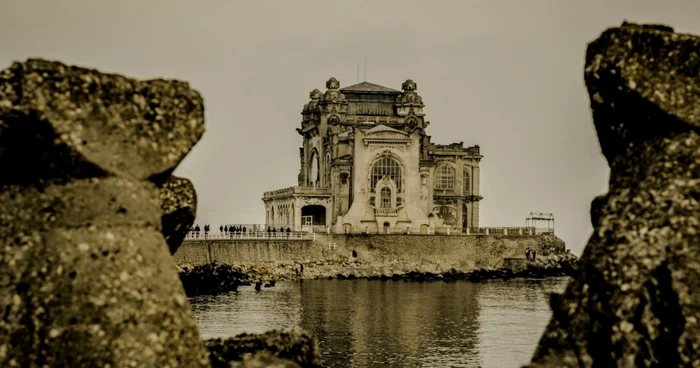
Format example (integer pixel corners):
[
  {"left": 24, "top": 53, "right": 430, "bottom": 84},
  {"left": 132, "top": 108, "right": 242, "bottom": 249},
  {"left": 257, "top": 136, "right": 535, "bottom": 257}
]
[{"left": 190, "top": 278, "right": 569, "bottom": 368}]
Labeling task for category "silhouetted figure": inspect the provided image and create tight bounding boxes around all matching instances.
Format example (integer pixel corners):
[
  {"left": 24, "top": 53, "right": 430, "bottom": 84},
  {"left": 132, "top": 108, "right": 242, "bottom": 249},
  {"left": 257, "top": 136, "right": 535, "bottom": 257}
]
[
  {"left": 279, "top": 227, "right": 284, "bottom": 233},
  {"left": 242, "top": 226, "right": 247, "bottom": 233},
  {"left": 352, "top": 249, "right": 357, "bottom": 258},
  {"left": 286, "top": 227, "right": 291, "bottom": 233},
  {"left": 224, "top": 225, "right": 228, "bottom": 232},
  {"left": 299, "top": 264, "right": 304, "bottom": 277},
  {"left": 532, "top": 250, "right": 537, "bottom": 261},
  {"left": 272, "top": 228, "right": 277, "bottom": 233},
  {"left": 194, "top": 224, "right": 201, "bottom": 238},
  {"left": 526, "top": 248, "right": 531, "bottom": 261},
  {"left": 255, "top": 281, "right": 262, "bottom": 291}
]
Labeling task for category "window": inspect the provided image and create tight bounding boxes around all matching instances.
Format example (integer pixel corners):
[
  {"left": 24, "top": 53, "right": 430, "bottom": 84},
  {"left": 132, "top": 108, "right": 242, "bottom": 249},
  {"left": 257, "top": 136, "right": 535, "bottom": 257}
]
[
  {"left": 435, "top": 165, "right": 455, "bottom": 190},
  {"left": 310, "top": 151, "right": 319, "bottom": 186},
  {"left": 380, "top": 187, "right": 392, "bottom": 209},
  {"left": 463, "top": 169, "right": 471, "bottom": 195},
  {"left": 370, "top": 156, "right": 402, "bottom": 192},
  {"left": 325, "top": 153, "right": 331, "bottom": 186}
]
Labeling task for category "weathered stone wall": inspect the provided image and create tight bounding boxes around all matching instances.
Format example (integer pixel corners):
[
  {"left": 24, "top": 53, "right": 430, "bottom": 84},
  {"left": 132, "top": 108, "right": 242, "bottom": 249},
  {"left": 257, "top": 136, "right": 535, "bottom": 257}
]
[
  {"left": 174, "top": 234, "right": 564, "bottom": 270},
  {"left": 174, "top": 239, "right": 317, "bottom": 265}
]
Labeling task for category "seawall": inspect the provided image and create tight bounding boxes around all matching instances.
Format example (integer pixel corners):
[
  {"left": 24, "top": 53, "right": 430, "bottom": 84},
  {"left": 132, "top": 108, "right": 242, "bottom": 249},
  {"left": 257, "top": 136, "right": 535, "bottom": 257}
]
[{"left": 173, "top": 233, "right": 565, "bottom": 272}]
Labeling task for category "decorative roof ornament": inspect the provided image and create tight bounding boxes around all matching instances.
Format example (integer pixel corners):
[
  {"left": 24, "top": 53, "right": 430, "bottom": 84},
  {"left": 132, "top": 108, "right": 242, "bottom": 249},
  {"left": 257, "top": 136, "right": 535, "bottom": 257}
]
[
  {"left": 323, "top": 77, "right": 347, "bottom": 103},
  {"left": 402, "top": 79, "right": 417, "bottom": 92},
  {"left": 395, "top": 79, "right": 424, "bottom": 107},
  {"left": 302, "top": 89, "right": 323, "bottom": 114},
  {"left": 310, "top": 88, "right": 322, "bottom": 100},
  {"left": 326, "top": 77, "right": 340, "bottom": 90}
]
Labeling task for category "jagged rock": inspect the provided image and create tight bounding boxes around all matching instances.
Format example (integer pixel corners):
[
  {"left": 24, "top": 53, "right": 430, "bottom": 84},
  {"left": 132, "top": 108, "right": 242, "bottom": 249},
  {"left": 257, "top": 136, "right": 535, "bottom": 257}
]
[
  {"left": 160, "top": 175, "right": 197, "bottom": 254},
  {"left": 527, "top": 22, "right": 700, "bottom": 367},
  {"left": 0, "top": 59, "right": 209, "bottom": 367},
  {"left": 206, "top": 330, "right": 323, "bottom": 368}
]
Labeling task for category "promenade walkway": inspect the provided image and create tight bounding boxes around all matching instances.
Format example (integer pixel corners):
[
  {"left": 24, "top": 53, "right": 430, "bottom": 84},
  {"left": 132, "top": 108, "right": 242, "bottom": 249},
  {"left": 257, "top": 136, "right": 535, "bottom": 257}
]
[{"left": 182, "top": 226, "right": 553, "bottom": 242}]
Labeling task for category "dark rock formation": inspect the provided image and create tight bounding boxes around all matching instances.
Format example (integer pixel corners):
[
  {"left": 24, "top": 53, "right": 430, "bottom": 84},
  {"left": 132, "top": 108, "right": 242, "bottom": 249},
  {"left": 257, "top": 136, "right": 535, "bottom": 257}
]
[
  {"left": 206, "top": 330, "right": 323, "bottom": 368},
  {"left": 160, "top": 175, "right": 197, "bottom": 254},
  {"left": 179, "top": 263, "right": 250, "bottom": 296},
  {"left": 527, "top": 22, "right": 700, "bottom": 367},
  {"left": 0, "top": 59, "right": 210, "bottom": 367}
]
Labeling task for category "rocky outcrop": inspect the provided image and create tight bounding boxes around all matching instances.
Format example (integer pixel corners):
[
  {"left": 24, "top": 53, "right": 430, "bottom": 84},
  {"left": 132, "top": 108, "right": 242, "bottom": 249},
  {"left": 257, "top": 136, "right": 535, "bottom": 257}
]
[
  {"left": 206, "top": 330, "right": 323, "bottom": 368},
  {"left": 178, "top": 252, "right": 578, "bottom": 296},
  {"left": 179, "top": 263, "right": 251, "bottom": 296},
  {"left": 0, "top": 59, "right": 210, "bottom": 367},
  {"left": 527, "top": 22, "right": 700, "bottom": 367},
  {"left": 160, "top": 175, "right": 197, "bottom": 254}
]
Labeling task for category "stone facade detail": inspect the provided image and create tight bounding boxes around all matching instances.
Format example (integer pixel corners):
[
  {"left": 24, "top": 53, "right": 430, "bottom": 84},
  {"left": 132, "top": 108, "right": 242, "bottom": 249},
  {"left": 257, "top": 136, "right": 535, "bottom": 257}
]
[{"left": 264, "top": 79, "right": 483, "bottom": 234}]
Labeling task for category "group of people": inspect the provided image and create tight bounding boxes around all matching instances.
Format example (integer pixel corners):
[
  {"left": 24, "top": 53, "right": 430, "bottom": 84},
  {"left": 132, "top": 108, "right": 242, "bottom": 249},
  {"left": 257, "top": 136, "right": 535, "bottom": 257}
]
[
  {"left": 525, "top": 247, "right": 537, "bottom": 262},
  {"left": 266, "top": 226, "right": 292, "bottom": 233},
  {"left": 220, "top": 225, "right": 247, "bottom": 233},
  {"left": 188, "top": 224, "right": 250, "bottom": 239},
  {"left": 190, "top": 224, "right": 209, "bottom": 234}
]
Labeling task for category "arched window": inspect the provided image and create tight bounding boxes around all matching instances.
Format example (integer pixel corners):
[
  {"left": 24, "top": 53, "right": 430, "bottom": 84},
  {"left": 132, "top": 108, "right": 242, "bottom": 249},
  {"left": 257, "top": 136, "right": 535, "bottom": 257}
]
[
  {"left": 370, "top": 156, "right": 402, "bottom": 192},
  {"left": 435, "top": 165, "right": 455, "bottom": 190},
  {"left": 463, "top": 168, "right": 471, "bottom": 195},
  {"left": 310, "top": 150, "right": 319, "bottom": 186},
  {"left": 380, "top": 187, "right": 392, "bottom": 209}
]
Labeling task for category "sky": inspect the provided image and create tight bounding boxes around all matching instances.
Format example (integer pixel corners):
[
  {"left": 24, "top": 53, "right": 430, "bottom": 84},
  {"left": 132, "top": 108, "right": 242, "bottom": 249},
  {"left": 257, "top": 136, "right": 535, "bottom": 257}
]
[{"left": 2, "top": 0, "right": 699, "bottom": 255}]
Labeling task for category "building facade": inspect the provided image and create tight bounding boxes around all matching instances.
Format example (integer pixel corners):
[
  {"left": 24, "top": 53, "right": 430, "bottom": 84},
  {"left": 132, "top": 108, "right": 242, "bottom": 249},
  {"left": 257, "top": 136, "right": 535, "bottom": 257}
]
[{"left": 262, "top": 78, "right": 483, "bottom": 234}]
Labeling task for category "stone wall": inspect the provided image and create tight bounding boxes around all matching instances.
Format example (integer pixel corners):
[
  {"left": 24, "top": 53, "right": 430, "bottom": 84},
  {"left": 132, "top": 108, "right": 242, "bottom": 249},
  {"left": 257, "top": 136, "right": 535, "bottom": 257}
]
[{"left": 174, "top": 234, "right": 564, "bottom": 271}]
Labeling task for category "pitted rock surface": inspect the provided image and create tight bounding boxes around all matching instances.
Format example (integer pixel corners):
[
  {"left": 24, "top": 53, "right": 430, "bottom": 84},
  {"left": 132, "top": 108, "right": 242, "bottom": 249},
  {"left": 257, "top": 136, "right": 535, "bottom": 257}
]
[
  {"left": 527, "top": 22, "right": 700, "bottom": 368},
  {"left": 0, "top": 59, "right": 209, "bottom": 367},
  {"left": 0, "top": 58, "right": 205, "bottom": 185},
  {"left": 159, "top": 176, "right": 197, "bottom": 254}
]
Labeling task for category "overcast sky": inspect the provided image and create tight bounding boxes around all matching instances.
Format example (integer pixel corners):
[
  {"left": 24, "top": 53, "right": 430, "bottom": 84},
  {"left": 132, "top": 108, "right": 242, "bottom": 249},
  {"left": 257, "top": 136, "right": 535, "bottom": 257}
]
[{"left": 2, "top": 0, "right": 699, "bottom": 254}]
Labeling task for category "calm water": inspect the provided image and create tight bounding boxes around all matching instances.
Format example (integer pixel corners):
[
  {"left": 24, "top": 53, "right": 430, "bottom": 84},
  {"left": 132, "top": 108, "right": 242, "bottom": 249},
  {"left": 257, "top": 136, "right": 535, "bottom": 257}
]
[{"left": 190, "top": 278, "right": 569, "bottom": 368}]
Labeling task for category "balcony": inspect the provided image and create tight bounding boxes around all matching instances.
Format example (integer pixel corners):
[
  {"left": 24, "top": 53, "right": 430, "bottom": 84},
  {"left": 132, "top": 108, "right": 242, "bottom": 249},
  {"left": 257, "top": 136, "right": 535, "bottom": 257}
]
[{"left": 375, "top": 207, "right": 399, "bottom": 216}]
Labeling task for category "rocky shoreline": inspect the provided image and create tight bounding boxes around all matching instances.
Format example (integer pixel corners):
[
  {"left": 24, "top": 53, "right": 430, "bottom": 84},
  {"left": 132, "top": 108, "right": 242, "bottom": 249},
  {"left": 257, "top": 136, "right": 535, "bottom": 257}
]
[{"left": 178, "top": 252, "right": 578, "bottom": 296}]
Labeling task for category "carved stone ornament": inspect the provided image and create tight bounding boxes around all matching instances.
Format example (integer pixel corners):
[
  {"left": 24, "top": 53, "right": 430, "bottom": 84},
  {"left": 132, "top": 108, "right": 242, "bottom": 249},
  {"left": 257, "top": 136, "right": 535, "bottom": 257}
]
[
  {"left": 326, "top": 77, "right": 340, "bottom": 90},
  {"left": 402, "top": 79, "right": 417, "bottom": 91}
]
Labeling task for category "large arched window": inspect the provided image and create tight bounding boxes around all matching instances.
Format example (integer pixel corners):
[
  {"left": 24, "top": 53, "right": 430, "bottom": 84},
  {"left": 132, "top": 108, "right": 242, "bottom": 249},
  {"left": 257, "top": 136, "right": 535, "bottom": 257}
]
[
  {"left": 310, "top": 150, "right": 319, "bottom": 186},
  {"left": 435, "top": 165, "right": 455, "bottom": 190},
  {"left": 380, "top": 187, "right": 392, "bottom": 209},
  {"left": 463, "top": 168, "right": 471, "bottom": 195},
  {"left": 370, "top": 156, "right": 402, "bottom": 192}
]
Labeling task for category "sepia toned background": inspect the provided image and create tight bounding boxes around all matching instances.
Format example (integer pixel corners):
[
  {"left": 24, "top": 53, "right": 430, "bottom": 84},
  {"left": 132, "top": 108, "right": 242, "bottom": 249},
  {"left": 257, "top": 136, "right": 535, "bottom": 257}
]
[{"left": 2, "top": 0, "right": 699, "bottom": 254}]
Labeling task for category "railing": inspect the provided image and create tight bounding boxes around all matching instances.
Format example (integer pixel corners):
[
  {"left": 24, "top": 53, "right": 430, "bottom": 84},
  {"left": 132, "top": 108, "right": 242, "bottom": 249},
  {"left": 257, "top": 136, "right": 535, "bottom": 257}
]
[
  {"left": 182, "top": 226, "right": 554, "bottom": 240},
  {"left": 375, "top": 208, "right": 399, "bottom": 215},
  {"left": 263, "top": 186, "right": 331, "bottom": 199},
  {"left": 183, "top": 231, "right": 315, "bottom": 241}
]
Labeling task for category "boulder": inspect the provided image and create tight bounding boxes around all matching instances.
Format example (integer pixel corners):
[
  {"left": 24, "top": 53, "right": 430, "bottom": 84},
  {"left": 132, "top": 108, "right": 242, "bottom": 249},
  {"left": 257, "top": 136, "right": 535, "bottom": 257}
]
[
  {"left": 205, "top": 330, "right": 323, "bottom": 368},
  {"left": 527, "top": 22, "right": 700, "bottom": 367},
  {"left": 159, "top": 175, "right": 197, "bottom": 254},
  {"left": 0, "top": 59, "right": 209, "bottom": 367}
]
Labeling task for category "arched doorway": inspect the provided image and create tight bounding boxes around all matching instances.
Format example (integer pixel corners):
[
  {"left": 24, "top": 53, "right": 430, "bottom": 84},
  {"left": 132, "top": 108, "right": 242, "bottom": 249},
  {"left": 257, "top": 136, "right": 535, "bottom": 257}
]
[
  {"left": 420, "top": 224, "right": 429, "bottom": 234},
  {"left": 301, "top": 205, "right": 326, "bottom": 227},
  {"left": 383, "top": 222, "right": 390, "bottom": 234},
  {"left": 344, "top": 223, "right": 353, "bottom": 234}
]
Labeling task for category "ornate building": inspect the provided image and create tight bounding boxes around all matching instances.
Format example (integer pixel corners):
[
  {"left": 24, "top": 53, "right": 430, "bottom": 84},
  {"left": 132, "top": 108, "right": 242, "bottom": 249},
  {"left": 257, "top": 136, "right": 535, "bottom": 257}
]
[{"left": 262, "top": 78, "right": 483, "bottom": 234}]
